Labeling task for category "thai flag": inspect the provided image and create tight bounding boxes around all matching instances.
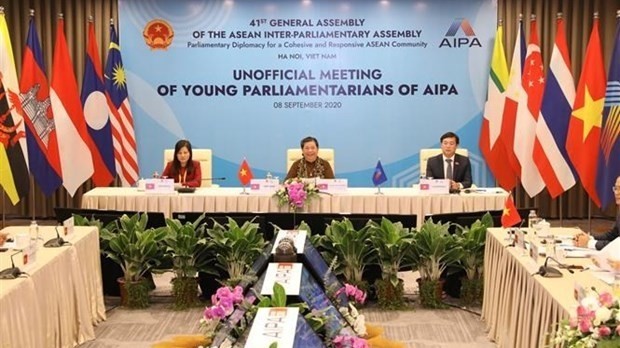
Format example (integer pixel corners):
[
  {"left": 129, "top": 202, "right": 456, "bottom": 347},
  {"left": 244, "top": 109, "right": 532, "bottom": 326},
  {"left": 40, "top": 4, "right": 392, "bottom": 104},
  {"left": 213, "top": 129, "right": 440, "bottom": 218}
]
[
  {"left": 534, "top": 16, "right": 576, "bottom": 198},
  {"left": 81, "top": 20, "right": 115, "bottom": 186}
]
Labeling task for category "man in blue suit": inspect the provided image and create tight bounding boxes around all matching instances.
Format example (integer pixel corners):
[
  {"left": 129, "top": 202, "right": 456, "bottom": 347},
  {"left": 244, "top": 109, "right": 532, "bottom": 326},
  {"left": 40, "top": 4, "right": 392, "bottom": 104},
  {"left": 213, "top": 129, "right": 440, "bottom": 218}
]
[{"left": 426, "top": 131, "right": 472, "bottom": 192}]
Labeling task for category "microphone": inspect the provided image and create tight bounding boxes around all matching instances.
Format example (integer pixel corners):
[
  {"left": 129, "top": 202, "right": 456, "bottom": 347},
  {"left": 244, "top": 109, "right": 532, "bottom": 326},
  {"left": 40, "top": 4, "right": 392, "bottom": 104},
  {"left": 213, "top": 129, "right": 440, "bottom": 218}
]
[
  {"left": 534, "top": 256, "right": 564, "bottom": 278},
  {"left": 205, "top": 177, "right": 226, "bottom": 181},
  {"left": 44, "top": 226, "right": 68, "bottom": 248},
  {"left": 0, "top": 251, "right": 23, "bottom": 279}
]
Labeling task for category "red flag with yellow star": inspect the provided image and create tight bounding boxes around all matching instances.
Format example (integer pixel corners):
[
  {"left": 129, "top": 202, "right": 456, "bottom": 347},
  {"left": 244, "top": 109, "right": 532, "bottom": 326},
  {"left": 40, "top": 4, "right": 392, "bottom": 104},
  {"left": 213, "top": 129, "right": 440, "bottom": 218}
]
[
  {"left": 566, "top": 17, "right": 606, "bottom": 207},
  {"left": 501, "top": 194, "right": 521, "bottom": 228},
  {"left": 237, "top": 158, "right": 253, "bottom": 186}
]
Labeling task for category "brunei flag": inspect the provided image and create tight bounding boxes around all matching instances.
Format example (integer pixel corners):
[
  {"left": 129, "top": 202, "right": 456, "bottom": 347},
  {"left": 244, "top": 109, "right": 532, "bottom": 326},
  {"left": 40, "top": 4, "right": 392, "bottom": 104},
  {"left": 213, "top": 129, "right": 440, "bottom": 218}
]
[{"left": 0, "top": 11, "right": 28, "bottom": 205}]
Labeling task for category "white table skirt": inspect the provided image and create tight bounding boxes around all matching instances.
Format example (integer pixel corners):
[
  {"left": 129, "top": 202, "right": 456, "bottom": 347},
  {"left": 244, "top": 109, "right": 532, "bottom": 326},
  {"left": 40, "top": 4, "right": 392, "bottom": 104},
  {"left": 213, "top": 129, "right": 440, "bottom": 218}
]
[
  {"left": 0, "top": 226, "right": 105, "bottom": 348},
  {"left": 481, "top": 227, "right": 611, "bottom": 348},
  {"left": 82, "top": 187, "right": 508, "bottom": 228}
]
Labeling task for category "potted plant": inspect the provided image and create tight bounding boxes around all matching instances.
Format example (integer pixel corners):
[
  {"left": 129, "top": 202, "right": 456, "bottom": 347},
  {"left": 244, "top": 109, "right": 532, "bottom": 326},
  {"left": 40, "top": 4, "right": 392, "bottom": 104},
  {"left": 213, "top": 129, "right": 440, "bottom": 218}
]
[
  {"left": 162, "top": 214, "right": 217, "bottom": 309},
  {"left": 314, "top": 218, "right": 375, "bottom": 291},
  {"left": 100, "top": 213, "right": 168, "bottom": 308},
  {"left": 367, "top": 217, "right": 415, "bottom": 309},
  {"left": 412, "top": 219, "right": 463, "bottom": 309},
  {"left": 207, "top": 217, "right": 267, "bottom": 286},
  {"left": 455, "top": 213, "right": 492, "bottom": 306}
]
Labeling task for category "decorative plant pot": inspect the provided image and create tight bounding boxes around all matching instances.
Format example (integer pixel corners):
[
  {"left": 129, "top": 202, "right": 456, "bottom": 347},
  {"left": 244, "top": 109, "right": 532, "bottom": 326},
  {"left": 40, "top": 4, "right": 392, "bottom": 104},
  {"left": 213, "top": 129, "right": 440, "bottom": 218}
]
[
  {"left": 374, "top": 278, "right": 405, "bottom": 310},
  {"left": 417, "top": 278, "right": 447, "bottom": 309},
  {"left": 118, "top": 277, "right": 150, "bottom": 309},
  {"left": 171, "top": 276, "right": 199, "bottom": 310},
  {"left": 459, "top": 277, "right": 483, "bottom": 307}
]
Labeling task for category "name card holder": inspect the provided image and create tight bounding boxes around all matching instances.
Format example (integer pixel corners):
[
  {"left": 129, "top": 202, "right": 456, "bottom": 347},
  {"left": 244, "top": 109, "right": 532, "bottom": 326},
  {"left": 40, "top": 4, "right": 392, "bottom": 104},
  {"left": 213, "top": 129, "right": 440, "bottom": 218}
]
[
  {"left": 261, "top": 263, "right": 303, "bottom": 296},
  {"left": 246, "top": 307, "right": 299, "bottom": 348},
  {"left": 144, "top": 178, "right": 175, "bottom": 194},
  {"left": 22, "top": 243, "right": 37, "bottom": 273},
  {"left": 419, "top": 178, "right": 450, "bottom": 194},
  {"left": 250, "top": 179, "right": 280, "bottom": 194},
  {"left": 315, "top": 178, "right": 348, "bottom": 194},
  {"left": 63, "top": 216, "right": 75, "bottom": 241}
]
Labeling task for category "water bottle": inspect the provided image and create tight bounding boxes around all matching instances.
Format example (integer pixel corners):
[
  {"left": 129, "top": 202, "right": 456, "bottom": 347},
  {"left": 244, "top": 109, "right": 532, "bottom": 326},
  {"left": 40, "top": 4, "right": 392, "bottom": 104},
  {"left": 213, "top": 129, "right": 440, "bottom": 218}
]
[
  {"left": 29, "top": 220, "right": 39, "bottom": 247},
  {"left": 266, "top": 172, "right": 273, "bottom": 180},
  {"left": 528, "top": 209, "right": 538, "bottom": 229}
]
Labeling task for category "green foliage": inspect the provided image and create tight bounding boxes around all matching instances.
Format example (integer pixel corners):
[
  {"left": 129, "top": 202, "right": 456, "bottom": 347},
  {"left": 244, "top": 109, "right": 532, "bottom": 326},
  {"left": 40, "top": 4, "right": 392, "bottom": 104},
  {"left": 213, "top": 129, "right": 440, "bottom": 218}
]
[
  {"left": 122, "top": 279, "right": 150, "bottom": 309},
  {"left": 367, "top": 217, "right": 415, "bottom": 287},
  {"left": 207, "top": 217, "right": 267, "bottom": 286},
  {"left": 455, "top": 212, "right": 492, "bottom": 280},
  {"left": 418, "top": 279, "right": 446, "bottom": 309},
  {"left": 374, "top": 278, "right": 405, "bottom": 310},
  {"left": 162, "top": 214, "right": 216, "bottom": 279},
  {"left": 99, "top": 213, "right": 168, "bottom": 283},
  {"left": 412, "top": 219, "right": 463, "bottom": 282},
  {"left": 314, "top": 218, "right": 375, "bottom": 284},
  {"left": 171, "top": 277, "right": 199, "bottom": 310}
]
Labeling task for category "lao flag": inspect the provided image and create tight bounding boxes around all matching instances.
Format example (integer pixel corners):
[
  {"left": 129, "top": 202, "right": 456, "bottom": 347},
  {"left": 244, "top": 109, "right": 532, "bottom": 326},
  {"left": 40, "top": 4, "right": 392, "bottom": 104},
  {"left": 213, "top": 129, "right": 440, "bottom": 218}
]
[
  {"left": 372, "top": 160, "right": 387, "bottom": 186},
  {"left": 535, "top": 16, "right": 576, "bottom": 198},
  {"left": 11, "top": 16, "right": 62, "bottom": 196},
  {"left": 51, "top": 17, "right": 95, "bottom": 196},
  {"left": 238, "top": 158, "right": 253, "bottom": 186},
  {"left": 81, "top": 20, "right": 114, "bottom": 187},
  {"left": 501, "top": 194, "right": 521, "bottom": 228},
  {"left": 596, "top": 17, "right": 620, "bottom": 208}
]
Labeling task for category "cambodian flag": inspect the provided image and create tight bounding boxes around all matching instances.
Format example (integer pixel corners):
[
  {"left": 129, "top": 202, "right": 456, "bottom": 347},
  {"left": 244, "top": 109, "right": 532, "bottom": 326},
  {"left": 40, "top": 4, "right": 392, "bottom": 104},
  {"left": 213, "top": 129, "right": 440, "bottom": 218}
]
[{"left": 12, "top": 16, "right": 62, "bottom": 196}]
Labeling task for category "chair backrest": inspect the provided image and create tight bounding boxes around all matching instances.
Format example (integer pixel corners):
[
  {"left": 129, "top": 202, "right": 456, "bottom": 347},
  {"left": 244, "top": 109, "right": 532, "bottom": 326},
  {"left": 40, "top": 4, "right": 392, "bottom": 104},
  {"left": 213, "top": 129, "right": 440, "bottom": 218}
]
[
  {"left": 286, "top": 148, "right": 335, "bottom": 174},
  {"left": 163, "top": 148, "right": 213, "bottom": 187},
  {"left": 419, "top": 148, "right": 468, "bottom": 177}
]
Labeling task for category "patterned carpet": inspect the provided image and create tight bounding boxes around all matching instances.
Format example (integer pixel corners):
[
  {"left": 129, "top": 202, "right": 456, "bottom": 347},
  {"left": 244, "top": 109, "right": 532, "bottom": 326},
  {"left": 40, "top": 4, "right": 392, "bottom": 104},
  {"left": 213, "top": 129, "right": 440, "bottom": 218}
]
[{"left": 78, "top": 270, "right": 495, "bottom": 348}]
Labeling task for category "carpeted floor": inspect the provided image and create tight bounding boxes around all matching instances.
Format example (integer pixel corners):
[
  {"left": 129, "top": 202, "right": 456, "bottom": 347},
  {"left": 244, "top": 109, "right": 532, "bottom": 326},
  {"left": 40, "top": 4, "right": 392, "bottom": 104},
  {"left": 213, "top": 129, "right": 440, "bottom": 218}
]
[{"left": 78, "top": 270, "right": 495, "bottom": 348}]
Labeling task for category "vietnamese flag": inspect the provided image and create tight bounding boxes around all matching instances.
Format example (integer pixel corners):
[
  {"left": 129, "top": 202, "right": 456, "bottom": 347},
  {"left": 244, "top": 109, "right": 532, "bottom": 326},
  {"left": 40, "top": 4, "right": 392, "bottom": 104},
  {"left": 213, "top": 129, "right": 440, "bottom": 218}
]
[
  {"left": 501, "top": 194, "right": 521, "bottom": 228},
  {"left": 238, "top": 158, "right": 253, "bottom": 186}
]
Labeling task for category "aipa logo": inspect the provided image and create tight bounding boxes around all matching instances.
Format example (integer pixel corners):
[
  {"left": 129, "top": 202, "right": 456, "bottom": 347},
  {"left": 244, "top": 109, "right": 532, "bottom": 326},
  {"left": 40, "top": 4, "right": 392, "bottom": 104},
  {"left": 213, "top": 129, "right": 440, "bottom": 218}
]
[{"left": 439, "top": 18, "right": 481, "bottom": 48}]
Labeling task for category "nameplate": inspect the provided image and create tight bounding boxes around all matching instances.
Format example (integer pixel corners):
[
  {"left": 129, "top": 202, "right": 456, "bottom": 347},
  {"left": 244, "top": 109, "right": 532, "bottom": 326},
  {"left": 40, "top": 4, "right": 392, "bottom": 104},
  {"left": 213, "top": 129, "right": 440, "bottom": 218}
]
[
  {"left": 63, "top": 216, "right": 75, "bottom": 240},
  {"left": 22, "top": 243, "right": 37, "bottom": 272},
  {"left": 261, "top": 263, "right": 303, "bottom": 296},
  {"left": 250, "top": 179, "right": 280, "bottom": 194},
  {"left": 272, "top": 230, "right": 307, "bottom": 254},
  {"left": 419, "top": 178, "right": 450, "bottom": 194},
  {"left": 315, "top": 178, "right": 348, "bottom": 193},
  {"left": 247, "top": 307, "right": 298, "bottom": 348},
  {"left": 515, "top": 229, "right": 526, "bottom": 250},
  {"left": 144, "top": 178, "right": 175, "bottom": 194},
  {"left": 529, "top": 241, "right": 539, "bottom": 263}
]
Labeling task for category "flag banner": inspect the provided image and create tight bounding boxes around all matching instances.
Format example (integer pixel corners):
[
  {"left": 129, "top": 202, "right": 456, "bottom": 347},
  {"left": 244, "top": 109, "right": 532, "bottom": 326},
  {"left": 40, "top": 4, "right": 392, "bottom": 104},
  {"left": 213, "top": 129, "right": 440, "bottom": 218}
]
[
  {"left": 51, "top": 17, "right": 94, "bottom": 196},
  {"left": 0, "top": 11, "right": 28, "bottom": 204},
  {"left": 238, "top": 158, "right": 253, "bottom": 186},
  {"left": 596, "top": 15, "right": 620, "bottom": 208},
  {"left": 11, "top": 16, "right": 62, "bottom": 196},
  {"left": 501, "top": 194, "right": 521, "bottom": 228},
  {"left": 500, "top": 20, "right": 526, "bottom": 180},
  {"left": 105, "top": 22, "right": 138, "bottom": 187},
  {"left": 82, "top": 20, "right": 115, "bottom": 187},
  {"left": 480, "top": 23, "right": 517, "bottom": 191},
  {"left": 372, "top": 159, "right": 387, "bottom": 186},
  {"left": 514, "top": 17, "right": 547, "bottom": 197},
  {"left": 535, "top": 16, "right": 576, "bottom": 198},
  {"left": 566, "top": 18, "right": 606, "bottom": 207}
]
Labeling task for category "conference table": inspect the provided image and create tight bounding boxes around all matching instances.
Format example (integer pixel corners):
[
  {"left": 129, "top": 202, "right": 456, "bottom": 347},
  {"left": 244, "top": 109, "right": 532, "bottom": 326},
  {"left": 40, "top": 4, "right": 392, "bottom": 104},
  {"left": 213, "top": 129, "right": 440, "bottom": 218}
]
[
  {"left": 0, "top": 226, "right": 106, "bottom": 348},
  {"left": 81, "top": 186, "right": 508, "bottom": 228},
  {"left": 482, "top": 227, "right": 612, "bottom": 348}
]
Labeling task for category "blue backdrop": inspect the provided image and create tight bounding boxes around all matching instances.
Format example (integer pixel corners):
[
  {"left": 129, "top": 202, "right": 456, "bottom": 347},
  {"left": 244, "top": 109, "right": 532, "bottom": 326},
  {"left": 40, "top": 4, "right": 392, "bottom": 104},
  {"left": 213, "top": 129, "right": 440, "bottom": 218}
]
[{"left": 119, "top": 0, "right": 497, "bottom": 187}]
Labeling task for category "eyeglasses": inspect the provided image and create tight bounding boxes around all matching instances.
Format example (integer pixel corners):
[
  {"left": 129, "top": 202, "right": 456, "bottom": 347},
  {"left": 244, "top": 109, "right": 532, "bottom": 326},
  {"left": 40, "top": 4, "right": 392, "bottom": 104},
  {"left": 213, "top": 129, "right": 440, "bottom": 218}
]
[{"left": 613, "top": 186, "right": 620, "bottom": 193}]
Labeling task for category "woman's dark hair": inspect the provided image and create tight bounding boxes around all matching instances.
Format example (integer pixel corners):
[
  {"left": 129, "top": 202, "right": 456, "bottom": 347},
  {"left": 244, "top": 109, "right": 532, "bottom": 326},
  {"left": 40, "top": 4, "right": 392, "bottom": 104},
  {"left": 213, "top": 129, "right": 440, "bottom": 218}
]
[
  {"left": 300, "top": 136, "right": 319, "bottom": 149},
  {"left": 171, "top": 139, "right": 194, "bottom": 175}
]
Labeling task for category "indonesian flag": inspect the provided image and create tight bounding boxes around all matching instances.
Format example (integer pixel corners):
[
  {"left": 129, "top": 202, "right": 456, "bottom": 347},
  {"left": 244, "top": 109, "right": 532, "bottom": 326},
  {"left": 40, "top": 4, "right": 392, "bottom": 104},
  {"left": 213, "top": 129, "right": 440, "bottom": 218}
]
[{"left": 50, "top": 17, "right": 94, "bottom": 196}]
